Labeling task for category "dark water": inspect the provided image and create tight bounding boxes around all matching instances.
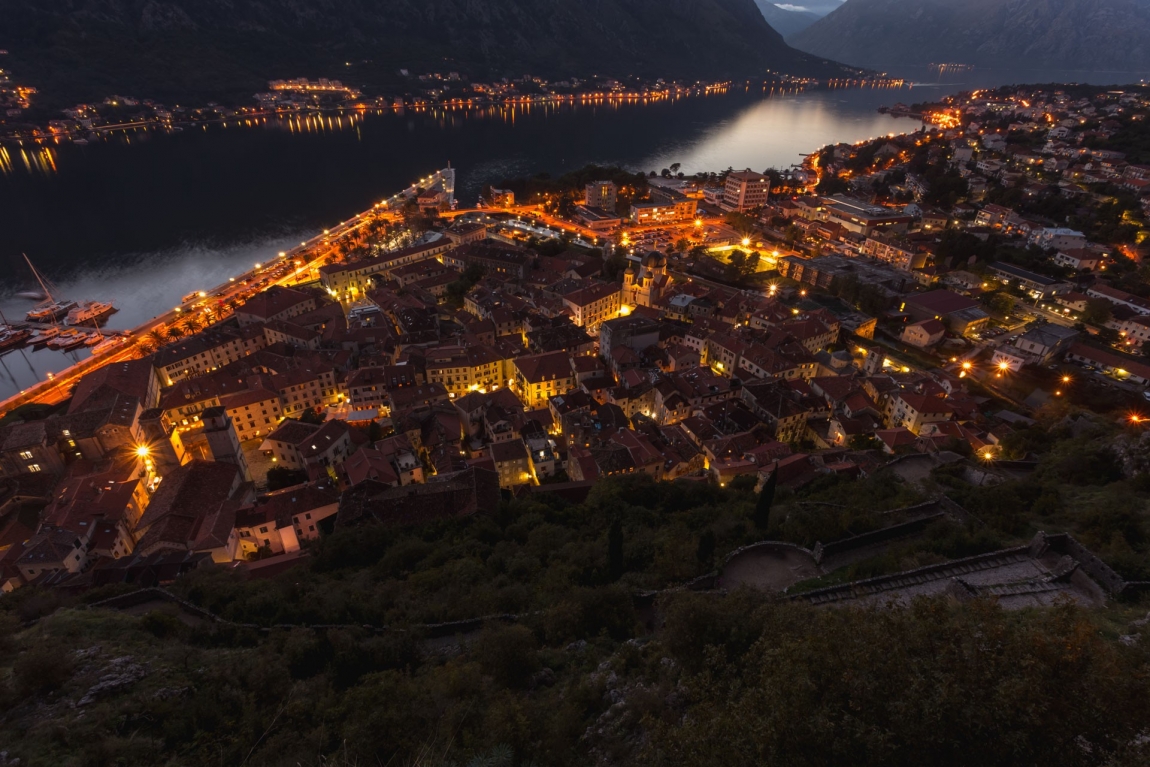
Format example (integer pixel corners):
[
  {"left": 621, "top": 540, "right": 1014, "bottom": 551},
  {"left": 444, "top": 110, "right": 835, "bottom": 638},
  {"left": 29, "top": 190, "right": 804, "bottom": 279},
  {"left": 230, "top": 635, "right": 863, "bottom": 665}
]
[{"left": 0, "top": 66, "right": 1145, "bottom": 397}]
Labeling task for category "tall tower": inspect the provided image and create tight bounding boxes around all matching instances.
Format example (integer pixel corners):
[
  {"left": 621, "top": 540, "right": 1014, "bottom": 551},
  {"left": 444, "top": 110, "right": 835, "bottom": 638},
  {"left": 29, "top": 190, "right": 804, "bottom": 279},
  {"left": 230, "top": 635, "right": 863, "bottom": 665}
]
[
  {"left": 863, "top": 348, "right": 884, "bottom": 376},
  {"left": 137, "top": 408, "right": 185, "bottom": 470},
  {"left": 201, "top": 406, "right": 252, "bottom": 482}
]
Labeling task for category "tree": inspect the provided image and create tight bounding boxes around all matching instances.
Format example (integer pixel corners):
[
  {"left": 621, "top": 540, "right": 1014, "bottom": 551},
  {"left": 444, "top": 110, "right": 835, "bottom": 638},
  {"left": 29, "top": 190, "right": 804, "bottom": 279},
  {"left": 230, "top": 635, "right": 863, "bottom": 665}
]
[
  {"left": 983, "top": 291, "right": 1015, "bottom": 316},
  {"left": 607, "top": 519, "right": 624, "bottom": 582},
  {"left": 1081, "top": 298, "right": 1114, "bottom": 327},
  {"left": 848, "top": 434, "right": 883, "bottom": 451},
  {"left": 754, "top": 467, "right": 777, "bottom": 531},
  {"left": 298, "top": 408, "right": 326, "bottom": 425},
  {"left": 164, "top": 326, "right": 184, "bottom": 342},
  {"left": 266, "top": 466, "right": 308, "bottom": 491}
]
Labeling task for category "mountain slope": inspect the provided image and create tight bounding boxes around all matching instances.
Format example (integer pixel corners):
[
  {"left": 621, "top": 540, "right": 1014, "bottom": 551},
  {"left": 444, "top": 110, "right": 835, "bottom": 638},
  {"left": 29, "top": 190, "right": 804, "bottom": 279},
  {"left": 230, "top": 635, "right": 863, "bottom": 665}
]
[
  {"left": 755, "top": 1, "right": 822, "bottom": 37},
  {"left": 0, "top": 0, "right": 852, "bottom": 108},
  {"left": 790, "top": 0, "right": 1150, "bottom": 72}
]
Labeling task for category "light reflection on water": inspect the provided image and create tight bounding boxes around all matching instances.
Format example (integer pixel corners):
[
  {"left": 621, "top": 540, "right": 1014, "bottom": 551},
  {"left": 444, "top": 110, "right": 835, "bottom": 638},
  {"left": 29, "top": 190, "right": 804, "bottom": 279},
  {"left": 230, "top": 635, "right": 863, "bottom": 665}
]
[
  {"left": 0, "top": 233, "right": 307, "bottom": 396},
  {"left": 1, "top": 67, "right": 1145, "bottom": 399}
]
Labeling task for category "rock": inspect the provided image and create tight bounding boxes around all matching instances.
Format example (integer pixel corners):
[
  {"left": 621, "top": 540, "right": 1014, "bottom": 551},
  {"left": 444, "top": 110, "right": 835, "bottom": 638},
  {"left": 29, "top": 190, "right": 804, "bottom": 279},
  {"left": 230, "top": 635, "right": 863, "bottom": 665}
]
[
  {"left": 531, "top": 668, "right": 557, "bottom": 688},
  {"left": 565, "top": 639, "right": 588, "bottom": 653},
  {"left": 78, "top": 656, "right": 148, "bottom": 706},
  {"left": 73, "top": 646, "right": 101, "bottom": 661}
]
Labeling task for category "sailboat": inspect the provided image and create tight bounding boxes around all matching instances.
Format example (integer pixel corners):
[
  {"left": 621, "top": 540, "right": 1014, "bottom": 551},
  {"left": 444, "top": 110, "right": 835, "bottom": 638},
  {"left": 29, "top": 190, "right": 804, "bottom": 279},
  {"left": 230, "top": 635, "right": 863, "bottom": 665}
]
[
  {"left": 82, "top": 315, "right": 124, "bottom": 355},
  {"left": 90, "top": 334, "right": 127, "bottom": 355},
  {"left": 23, "top": 255, "right": 77, "bottom": 322}
]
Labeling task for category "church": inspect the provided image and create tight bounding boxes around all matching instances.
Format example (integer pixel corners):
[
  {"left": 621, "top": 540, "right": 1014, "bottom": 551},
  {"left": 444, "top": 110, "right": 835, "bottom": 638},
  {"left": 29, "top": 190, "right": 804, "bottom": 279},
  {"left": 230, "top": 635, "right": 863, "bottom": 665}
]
[{"left": 623, "top": 252, "right": 673, "bottom": 309}]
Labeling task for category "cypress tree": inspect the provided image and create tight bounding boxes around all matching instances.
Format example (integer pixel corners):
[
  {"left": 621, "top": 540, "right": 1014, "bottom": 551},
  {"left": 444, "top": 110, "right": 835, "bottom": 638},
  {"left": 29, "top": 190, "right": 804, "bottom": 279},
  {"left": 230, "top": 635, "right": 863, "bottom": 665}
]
[
  {"left": 608, "top": 519, "right": 624, "bottom": 582},
  {"left": 754, "top": 464, "right": 777, "bottom": 531}
]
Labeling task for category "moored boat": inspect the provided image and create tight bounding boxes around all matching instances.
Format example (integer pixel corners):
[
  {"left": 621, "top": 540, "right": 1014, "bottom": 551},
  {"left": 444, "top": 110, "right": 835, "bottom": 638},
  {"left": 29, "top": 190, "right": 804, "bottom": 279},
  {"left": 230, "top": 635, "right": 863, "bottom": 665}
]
[
  {"left": 27, "top": 300, "right": 78, "bottom": 322},
  {"left": 22, "top": 254, "right": 77, "bottom": 322},
  {"left": 0, "top": 330, "right": 31, "bottom": 350},
  {"left": 90, "top": 336, "right": 127, "bottom": 355},
  {"left": 66, "top": 301, "right": 117, "bottom": 326}
]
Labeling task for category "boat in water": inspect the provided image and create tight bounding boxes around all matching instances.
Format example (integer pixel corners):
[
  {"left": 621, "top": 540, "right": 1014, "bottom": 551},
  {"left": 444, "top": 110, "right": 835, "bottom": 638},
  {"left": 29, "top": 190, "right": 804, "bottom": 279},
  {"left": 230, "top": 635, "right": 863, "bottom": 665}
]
[
  {"left": 21, "top": 254, "right": 77, "bottom": 322},
  {"left": 34, "top": 326, "right": 62, "bottom": 341},
  {"left": 47, "top": 329, "right": 84, "bottom": 350},
  {"left": 27, "top": 299, "right": 78, "bottom": 323},
  {"left": 90, "top": 336, "right": 127, "bottom": 355},
  {"left": 0, "top": 329, "right": 32, "bottom": 351},
  {"left": 66, "top": 301, "right": 117, "bottom": 326}
]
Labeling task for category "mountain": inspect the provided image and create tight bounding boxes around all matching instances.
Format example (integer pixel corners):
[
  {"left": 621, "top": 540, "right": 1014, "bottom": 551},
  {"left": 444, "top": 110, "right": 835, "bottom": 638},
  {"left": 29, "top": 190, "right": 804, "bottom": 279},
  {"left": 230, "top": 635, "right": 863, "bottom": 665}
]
[
  {"left": 0, "top": 0, "right": 851, "bottom": 109},
  {"left": 789, "top": 0, "right": 1150, "bottom": 72},
  {"left": 754, "top": 1, "right": 823, "bottom": 37}
]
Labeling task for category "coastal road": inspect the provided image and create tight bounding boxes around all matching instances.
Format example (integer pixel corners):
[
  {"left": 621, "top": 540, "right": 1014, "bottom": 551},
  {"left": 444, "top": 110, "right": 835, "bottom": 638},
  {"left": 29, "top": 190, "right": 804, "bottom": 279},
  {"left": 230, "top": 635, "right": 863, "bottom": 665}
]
[{"left": 0, "top": 189, "right": 385, "bottom": 411}]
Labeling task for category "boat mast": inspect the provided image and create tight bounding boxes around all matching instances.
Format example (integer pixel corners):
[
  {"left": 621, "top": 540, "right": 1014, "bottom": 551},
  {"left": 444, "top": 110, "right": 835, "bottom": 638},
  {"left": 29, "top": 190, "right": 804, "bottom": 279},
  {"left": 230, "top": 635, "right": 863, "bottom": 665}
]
[{"left": 23, "top": 253, "right": 57, "bottom": 304}]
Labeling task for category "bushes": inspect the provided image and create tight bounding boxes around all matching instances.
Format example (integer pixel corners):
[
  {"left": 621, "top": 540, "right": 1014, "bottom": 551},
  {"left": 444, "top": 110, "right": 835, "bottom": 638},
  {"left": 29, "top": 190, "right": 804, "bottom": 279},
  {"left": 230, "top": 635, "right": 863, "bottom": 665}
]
[
  {"left": 543, "top": 587, "right": 637, "bottom": 643},
  {"left": 13, "top": 644, "right": 73, "bottom": 697},
  {"left": 643, "top": 600, "right": 1150, "bottom": 767}
]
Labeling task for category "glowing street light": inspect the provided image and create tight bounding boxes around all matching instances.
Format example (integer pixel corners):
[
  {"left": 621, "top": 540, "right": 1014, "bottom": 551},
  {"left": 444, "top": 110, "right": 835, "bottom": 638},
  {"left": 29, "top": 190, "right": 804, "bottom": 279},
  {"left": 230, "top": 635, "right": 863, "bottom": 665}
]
[{"left": 135, "top": 444, "right": 151, "bottom": 458}]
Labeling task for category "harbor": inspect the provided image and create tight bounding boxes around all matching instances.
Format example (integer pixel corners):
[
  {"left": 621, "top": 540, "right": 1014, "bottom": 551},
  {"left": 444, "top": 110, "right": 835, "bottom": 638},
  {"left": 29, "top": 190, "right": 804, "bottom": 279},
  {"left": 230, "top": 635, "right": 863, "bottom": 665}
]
[{"left": 0, "top": 169, "right": 454, "bottom": 412}]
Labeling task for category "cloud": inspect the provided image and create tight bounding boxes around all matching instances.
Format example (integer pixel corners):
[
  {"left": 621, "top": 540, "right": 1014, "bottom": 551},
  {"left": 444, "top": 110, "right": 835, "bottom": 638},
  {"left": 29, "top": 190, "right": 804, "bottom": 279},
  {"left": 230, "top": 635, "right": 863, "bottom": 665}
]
[{"left": 775, "top": 3, "right": 812, "bottom": 10}]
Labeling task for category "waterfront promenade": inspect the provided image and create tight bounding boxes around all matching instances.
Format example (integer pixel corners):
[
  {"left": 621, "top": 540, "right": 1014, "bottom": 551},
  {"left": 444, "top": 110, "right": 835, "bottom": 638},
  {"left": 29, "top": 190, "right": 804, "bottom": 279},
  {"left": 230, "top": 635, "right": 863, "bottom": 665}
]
[{"left": 0, "top": 168, "right": 455, "bottom": 414}]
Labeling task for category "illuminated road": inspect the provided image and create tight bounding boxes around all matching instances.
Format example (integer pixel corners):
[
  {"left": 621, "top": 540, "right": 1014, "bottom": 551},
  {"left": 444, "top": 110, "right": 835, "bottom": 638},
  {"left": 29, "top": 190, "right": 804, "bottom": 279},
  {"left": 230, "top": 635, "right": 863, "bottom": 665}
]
[{"left": 0, "top": 171, "right": 440, "bottom": 412}]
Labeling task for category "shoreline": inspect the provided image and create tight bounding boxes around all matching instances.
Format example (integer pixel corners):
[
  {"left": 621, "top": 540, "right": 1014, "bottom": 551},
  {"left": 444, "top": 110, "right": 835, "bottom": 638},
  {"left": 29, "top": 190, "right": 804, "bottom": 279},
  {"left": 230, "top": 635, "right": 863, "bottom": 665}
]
[{"left": 0, "top": 76, "right": 909, "bottom": 149}]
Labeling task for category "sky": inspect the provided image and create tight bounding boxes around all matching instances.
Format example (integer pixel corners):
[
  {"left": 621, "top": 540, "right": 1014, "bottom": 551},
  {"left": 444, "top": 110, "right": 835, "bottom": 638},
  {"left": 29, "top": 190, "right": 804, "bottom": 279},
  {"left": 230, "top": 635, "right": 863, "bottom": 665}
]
[{"left": 775, "top": 0, "right": 846, "bottom": 14}]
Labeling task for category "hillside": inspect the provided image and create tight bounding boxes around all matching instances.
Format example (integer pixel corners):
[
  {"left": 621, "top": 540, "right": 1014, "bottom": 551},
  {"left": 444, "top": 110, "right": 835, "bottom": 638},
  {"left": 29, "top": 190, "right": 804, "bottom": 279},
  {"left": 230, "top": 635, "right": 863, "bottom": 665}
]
[
  {"left": 0, "top": 0, "right": 852, "bottom": 108},
  {"left": 790, "top": 0, "right": 1150, "bottom": 72}
]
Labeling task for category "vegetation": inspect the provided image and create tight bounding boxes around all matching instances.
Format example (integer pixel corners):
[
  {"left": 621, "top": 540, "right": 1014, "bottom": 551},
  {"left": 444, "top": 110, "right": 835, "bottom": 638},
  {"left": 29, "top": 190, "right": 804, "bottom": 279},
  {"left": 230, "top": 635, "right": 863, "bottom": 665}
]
[{"left": 5, "top": 415, "right": 1150, "bottom": 764}]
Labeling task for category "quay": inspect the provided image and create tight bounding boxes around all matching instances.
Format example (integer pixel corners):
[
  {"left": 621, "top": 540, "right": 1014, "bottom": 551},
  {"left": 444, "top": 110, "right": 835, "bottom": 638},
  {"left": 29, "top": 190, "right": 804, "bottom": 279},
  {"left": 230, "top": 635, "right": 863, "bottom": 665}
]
[{"left": 0, "top": 168, "right": 456, "bottom": 414}]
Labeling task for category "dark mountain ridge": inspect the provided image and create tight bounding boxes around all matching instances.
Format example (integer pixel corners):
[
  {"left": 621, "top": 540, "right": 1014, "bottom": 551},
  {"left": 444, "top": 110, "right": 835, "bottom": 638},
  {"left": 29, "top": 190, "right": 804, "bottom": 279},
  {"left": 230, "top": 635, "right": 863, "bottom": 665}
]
[
  {"left": 790, "top": 0, "right": 1150, "bottom": 72},
  {"left": 0, "top": 0, "right": 852, "bottom": 108}
]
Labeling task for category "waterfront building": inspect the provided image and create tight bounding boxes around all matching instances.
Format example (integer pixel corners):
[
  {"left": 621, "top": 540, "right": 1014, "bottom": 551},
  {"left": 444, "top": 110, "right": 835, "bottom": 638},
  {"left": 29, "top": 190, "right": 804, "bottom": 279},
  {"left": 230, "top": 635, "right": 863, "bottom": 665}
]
[
  {"left": 585, "top": 181, "right": 618, "bottom": 211},
  {"left": 723, "top": 170, "right": 771, "bottom": 211}
]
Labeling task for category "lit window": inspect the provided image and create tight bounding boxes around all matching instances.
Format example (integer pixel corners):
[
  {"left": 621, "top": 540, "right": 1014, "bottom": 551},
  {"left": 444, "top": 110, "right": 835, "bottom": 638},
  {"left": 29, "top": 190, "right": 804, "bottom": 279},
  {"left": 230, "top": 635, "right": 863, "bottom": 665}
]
[
  {"left": 28, "top": 464, "right": 41, "bottom": 473},
  {"left": 18, "top": 451, "right": 33, "bottom": 460}
]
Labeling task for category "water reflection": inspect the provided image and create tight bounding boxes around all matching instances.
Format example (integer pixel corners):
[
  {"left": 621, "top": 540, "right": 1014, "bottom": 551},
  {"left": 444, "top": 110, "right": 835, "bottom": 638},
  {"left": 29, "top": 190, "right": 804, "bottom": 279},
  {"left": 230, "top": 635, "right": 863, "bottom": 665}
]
[{"left": 0, "top": 233, "right": 307, "bottom": 396}]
